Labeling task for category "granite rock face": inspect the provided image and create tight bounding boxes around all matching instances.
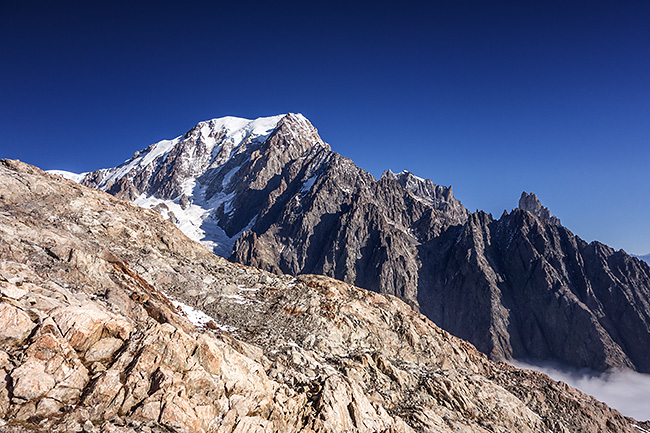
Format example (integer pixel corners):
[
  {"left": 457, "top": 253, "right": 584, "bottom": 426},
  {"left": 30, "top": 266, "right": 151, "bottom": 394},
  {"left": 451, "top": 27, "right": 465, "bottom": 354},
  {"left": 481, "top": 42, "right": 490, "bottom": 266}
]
[
  {"left": 232, "top": 158, "right": 469, "bottom": 309},
  {"left": 2, "top": 159, "right": 646, "bottom": 432},
  {"left": 518, "top": 191, "right": 561, "bottom": 226},
  {"left": 417, "top": 208, "right": 650, "bottom": 372},
  {"left": 75, "top": 114, "right": 650, "bottom": 374}
]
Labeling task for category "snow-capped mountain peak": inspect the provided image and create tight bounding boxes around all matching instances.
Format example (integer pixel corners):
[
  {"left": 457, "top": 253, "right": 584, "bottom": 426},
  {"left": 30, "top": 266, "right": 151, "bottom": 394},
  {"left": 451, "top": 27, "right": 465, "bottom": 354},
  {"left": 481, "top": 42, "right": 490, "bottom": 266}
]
[
  {"left": 81, "top": 114, "right": 301, "bottom": 193},
  {"left": 78, "top": 113, "right": 328, "bottom": 256},
  {"left": 193, "top": 114, "right": 285, "bottom": 147}
]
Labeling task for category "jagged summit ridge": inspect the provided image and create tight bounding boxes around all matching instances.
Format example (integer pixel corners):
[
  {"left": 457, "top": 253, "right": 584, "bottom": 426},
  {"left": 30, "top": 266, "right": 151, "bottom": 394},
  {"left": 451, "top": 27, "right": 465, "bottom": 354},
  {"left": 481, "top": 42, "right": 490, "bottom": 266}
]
[
  {"left": 383, "top": 169, "right": 464, "bottom": 214},
  {"left": 78, "top": 113, "right": 465, "bottom": 266},
  {"left": 518, "top": 191, "right": 561, "bottom": 226},
  {"left": 637, "top": 253, "right": 650, "bottom": 265},
  {"left": 83, "top": 113, "right": 317, "bottom": 198}
]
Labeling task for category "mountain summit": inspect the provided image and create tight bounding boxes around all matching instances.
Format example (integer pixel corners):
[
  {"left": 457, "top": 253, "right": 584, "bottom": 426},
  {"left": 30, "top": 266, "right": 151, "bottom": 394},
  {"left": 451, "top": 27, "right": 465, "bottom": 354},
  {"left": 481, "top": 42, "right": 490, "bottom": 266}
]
[
  {"left": 73, "top": 114, "right": 650, "bottom": 374},
  {"left": 82, "top": 113, "right": 328, "bottom": 256},
  {"left": 518, "top": 191, "right": 561, "bottom": 226}
]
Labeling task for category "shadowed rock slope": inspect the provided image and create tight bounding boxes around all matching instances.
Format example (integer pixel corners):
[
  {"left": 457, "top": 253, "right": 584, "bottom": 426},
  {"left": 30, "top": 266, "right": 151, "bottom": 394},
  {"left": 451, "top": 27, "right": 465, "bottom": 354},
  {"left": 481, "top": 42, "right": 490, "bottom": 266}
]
[
  {"left": 2, "top": 159, "right": 648, "bottom": 431},
  {"left": 417, "top": 206, "right": 650, "bottom": 373}
]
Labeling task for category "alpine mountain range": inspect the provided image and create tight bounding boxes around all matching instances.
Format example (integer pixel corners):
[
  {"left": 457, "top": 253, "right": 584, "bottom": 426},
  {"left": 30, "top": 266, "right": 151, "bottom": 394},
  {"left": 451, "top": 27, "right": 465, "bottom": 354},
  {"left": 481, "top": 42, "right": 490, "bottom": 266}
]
[
  {"left": 3, "top": 157, "right": 644, "bottom": 433},
  {"left": 61, "top": 113, "right": 650, "bottom": 374}
]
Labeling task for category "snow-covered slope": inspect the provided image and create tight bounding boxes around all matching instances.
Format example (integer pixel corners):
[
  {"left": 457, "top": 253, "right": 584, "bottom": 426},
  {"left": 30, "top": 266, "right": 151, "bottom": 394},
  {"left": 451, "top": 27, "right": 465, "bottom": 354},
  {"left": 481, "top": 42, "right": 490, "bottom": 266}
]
[{"left": 47, "top": 169, "right": 88, "bottom": 183}]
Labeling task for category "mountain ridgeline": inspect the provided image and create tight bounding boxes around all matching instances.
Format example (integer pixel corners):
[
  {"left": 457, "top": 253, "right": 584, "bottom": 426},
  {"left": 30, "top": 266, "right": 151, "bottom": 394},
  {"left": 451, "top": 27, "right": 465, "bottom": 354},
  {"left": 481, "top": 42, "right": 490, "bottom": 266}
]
[
  {"left": 78, "top": 114, "right": 650, "bottom": 373},
  {"left": 635, "top": 253, "right": 650, "bottom": 265}
]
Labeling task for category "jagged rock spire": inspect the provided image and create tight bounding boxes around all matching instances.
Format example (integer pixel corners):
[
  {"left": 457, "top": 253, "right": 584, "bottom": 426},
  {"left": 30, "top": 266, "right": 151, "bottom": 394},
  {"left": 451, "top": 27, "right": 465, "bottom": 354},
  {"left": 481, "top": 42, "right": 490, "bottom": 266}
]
[{"left": 518, "top": 191, "right": 561, "bottom": 226}]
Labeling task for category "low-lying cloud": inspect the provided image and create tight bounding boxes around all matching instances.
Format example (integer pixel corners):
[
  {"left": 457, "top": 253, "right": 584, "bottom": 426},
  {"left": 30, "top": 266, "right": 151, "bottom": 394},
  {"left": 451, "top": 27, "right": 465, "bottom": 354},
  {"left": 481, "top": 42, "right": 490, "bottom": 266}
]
[{"left": 510, "top": 359, "right": 650, "bottom": 422}]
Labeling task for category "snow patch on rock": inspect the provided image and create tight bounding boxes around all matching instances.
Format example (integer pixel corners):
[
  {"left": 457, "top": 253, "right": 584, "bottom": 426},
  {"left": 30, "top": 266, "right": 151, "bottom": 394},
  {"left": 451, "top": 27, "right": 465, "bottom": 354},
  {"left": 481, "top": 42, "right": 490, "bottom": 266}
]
[{"left": 47, "top": 170, "right": 88, "bottom": 183}]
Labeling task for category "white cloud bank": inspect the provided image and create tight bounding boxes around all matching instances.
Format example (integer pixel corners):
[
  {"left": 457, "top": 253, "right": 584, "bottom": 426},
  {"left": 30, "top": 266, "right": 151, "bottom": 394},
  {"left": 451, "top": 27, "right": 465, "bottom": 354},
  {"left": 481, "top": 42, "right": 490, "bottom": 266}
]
[{"left": 510, "top": 360, "right": 650, "bottom": 422}]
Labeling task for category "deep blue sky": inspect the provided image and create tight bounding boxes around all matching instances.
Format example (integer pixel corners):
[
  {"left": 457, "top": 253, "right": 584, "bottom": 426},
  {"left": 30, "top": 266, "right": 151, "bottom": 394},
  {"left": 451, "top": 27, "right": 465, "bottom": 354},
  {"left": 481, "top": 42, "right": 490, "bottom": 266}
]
[{"left": 2, "top": 1, "right": 649, "bottom": 254}]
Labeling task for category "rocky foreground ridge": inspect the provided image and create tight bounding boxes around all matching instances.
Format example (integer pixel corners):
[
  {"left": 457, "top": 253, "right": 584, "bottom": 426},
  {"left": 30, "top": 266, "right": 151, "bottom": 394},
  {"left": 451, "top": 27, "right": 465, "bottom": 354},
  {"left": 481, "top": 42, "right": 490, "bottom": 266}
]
[
  {"left": 2, "top": 159, "right": 648, "bottom": 431},
  {"left": 76, "top": 114, "right": 650, "bottom": 374}
]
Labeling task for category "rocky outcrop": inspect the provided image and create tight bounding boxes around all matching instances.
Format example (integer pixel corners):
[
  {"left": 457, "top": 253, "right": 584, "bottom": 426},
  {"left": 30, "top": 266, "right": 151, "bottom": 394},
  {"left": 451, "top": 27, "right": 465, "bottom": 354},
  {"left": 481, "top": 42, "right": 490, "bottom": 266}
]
[
  {"left": 2, "top": 159, "right": 646, "bottom": 431},
  {"left": 518, "top": 191, "right": 561, "bottom": 226},
  {"left": 388, "top": 170, "right": 466, "bottom": 220}
]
